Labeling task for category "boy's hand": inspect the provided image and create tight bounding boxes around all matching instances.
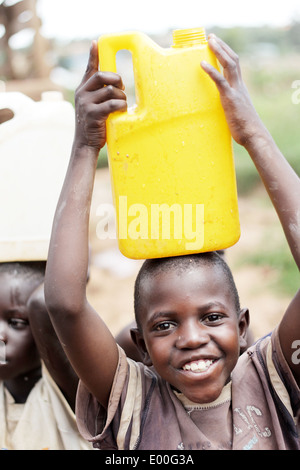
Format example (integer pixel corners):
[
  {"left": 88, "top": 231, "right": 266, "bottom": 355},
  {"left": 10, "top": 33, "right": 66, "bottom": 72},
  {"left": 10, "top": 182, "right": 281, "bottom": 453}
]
[
  {"left": 74, "top": 40, "right": 127, "bottom": 152},
  {"left": 201, "top": 34, "right": 264, "bottom": 147}
]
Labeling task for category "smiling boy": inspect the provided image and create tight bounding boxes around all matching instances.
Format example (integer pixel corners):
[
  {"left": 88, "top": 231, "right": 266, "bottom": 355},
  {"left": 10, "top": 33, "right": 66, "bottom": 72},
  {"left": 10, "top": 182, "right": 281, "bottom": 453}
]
[
  {"left": 44, "top": 34, "right": 300, "bottom": 450},
  {"left": 131, "top": 253, "right": 247, "bottom": 406}
]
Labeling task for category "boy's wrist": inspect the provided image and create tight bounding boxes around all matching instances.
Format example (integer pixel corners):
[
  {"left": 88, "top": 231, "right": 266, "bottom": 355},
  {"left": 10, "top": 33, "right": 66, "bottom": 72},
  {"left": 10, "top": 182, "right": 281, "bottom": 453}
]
[
  {"left": 243, "top": 124, "right": 273, "bottom": 155},
  {"left": 72, "top": 139, "right": 101, "bottom": 160}
]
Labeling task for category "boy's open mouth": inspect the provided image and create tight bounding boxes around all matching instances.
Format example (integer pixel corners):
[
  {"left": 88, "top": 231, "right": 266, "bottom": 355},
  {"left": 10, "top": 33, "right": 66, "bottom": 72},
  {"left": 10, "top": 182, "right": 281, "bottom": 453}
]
[{"left": 182, "top": 359, "right": 216, "bottom": 373}]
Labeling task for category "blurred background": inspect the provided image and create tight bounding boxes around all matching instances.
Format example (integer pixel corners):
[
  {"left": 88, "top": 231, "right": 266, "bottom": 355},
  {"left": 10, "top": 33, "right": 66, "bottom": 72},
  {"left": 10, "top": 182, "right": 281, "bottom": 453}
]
[{"left": 0, "top": 0, "right": 299, "bottom": 339}]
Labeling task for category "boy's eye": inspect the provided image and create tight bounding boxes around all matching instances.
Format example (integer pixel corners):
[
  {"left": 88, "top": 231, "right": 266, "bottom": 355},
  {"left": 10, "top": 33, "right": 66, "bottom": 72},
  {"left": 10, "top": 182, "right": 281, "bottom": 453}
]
[
  {"left": 9, "top": 318, "right": 28, "bottom": 330},
  {"left": 155, "top": 321, "right": 175, "bottom": 332},
  {"left": 204, "top": 313, "right": 223, "bottom": 323}
]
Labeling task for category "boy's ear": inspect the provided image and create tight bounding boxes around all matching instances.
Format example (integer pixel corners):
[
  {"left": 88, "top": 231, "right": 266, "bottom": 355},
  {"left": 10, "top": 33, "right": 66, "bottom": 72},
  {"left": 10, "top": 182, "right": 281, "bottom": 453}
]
[
  {"left": 130, "top": 327, "right": 152, "bottom": 366},
  {"left": 238, "top": 308, "right": 250, "bottom": 353}
]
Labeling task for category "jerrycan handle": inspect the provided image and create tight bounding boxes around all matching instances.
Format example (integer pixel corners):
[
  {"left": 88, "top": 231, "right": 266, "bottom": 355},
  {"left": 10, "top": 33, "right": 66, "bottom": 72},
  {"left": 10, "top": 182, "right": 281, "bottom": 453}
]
[{"left": 98, "top": 31, "right": 153, "bottom": 111}]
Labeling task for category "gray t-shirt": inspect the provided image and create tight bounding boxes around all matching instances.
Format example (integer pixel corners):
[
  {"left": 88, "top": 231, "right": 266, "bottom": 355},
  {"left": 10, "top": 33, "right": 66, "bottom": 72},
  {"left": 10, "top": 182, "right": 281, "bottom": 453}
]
[{"left": 76, "top": 326, "right": 300, "bottom": 450}]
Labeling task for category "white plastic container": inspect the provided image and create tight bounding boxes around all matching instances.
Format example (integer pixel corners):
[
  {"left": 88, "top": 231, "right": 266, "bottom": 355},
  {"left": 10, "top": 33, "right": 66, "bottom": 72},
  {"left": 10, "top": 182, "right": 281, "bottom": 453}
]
[{"left": 0, "top": 90, "right": 75, "bottom": 261}]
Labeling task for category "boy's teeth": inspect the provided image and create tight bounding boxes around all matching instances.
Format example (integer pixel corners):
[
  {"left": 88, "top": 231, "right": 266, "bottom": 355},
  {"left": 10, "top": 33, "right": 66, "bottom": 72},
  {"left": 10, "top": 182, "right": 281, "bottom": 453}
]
[{"left": 183, "top": 359, "right": 213, "bottom": 372}]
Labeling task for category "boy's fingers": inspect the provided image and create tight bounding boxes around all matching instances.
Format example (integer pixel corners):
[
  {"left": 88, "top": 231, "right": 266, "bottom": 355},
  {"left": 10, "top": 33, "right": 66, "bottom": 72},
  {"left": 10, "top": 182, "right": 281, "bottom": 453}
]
[
  {"left": 207, "top": 35, "right": 241, "bottom": 86},
  {"left": 92, "top": 84, "right": 126, "bottom": 104},
  {"left": 92, "top": 98, "right": 128, "bottom": 120},
  {"left": 79, "top": 40, "right": 99, "bottom": 87},
  {"left": 207, "top": 36, "right": 234, "bottom": 67},
  {"left": 84, "top": 71, "right": 125, "bottom": 92},
  {"left": 201, "top": 60, "right": 230, "bottom": 93},
  {"left": 208, "top": 34, "right": 239, "bottom": 62},
  {"left": 79, "top": 41, "right": 125, "bottom": 92}
]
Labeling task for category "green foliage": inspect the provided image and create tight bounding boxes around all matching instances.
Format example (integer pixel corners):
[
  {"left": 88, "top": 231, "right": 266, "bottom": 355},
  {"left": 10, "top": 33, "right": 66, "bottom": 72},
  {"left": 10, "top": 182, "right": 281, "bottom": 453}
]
[
  {"left": 208, "top": 23, "right": 300, "bottom": 54},
  {"left": 233, "top": 54, "right": 300, "bottom": 194},
  {"left": 97, "top": 145, "right": 108, "bottom": 168},
  {"left": 234, "top": 144, "right": 260, "bottom": 195},
  {"left": 240, "top": 243, "right": 299, "bottom": 296},
  {"left": 234, "top": 82, "right": 300, "bottom": 195}
]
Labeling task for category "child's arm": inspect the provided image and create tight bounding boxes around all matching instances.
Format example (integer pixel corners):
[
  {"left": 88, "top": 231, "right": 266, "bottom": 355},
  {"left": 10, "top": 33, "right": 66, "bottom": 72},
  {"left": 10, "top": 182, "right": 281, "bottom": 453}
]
[
  {"left": 27, "top": 283, "right": 79, "bottom": 411},
  {"left": 44, "top": 41, "right": 127, "bottom": 408},
  {"left": 201, "top": 35, "right": 300, "bottom": 383}
]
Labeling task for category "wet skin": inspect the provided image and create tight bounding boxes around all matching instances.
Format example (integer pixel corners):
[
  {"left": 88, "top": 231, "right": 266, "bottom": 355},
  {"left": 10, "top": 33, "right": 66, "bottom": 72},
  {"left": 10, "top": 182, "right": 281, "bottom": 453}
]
[
  {"left": 135, "top": 264, "right": 249, "bottom": 404},
  {"left": 0, "top": 272, "right": 41, "bottom": 401}
]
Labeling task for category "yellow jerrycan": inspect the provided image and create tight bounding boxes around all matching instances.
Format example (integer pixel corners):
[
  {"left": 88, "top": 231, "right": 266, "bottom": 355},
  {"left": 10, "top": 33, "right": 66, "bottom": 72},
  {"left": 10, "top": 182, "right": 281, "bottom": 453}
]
[{"left": 98, "top": 28, "right": 240, "bottom": 259}]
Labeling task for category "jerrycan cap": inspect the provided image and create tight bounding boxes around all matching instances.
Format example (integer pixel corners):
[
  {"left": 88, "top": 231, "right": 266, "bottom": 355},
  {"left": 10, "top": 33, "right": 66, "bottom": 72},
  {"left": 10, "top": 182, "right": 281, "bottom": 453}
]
[{"left": 172, "top": 27, "right": 207, "bottom": 48}]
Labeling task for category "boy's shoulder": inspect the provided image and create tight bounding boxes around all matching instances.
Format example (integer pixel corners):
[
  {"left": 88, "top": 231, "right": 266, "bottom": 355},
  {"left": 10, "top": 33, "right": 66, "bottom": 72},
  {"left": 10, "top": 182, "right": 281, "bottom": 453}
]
[{"left": 232, "top": 327, "right": 299, "bottom": 432}]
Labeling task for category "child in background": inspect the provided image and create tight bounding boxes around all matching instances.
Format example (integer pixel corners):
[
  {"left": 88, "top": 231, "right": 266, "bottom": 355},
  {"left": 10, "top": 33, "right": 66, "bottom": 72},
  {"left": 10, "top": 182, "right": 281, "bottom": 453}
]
[
  {"left": 0, "top": 261, "right": 91, "bottom": 450},
  {"left": 44, "top": 34, "right": 300, "bottom": 450}
]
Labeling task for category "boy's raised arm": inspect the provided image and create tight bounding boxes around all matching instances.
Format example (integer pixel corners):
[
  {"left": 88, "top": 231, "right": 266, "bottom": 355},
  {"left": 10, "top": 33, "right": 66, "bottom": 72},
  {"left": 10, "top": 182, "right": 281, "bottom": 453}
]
[
  {"left": 201, "top": 35, "right": 300, "bottom": 383},
  {"left": 27, "top": 283, "right": 79, "bottom": 411},
  {"left": 44, "top": 41, "right": 127, "bottom": 408}
]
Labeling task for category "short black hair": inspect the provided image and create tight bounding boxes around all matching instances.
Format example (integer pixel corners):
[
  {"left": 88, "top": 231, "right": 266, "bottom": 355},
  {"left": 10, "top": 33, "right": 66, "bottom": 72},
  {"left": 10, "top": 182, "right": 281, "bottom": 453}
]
[
  {"left": 134, "top": 252, "right": 240, "bottom": 329},
  {"left": 0, "top": 261, "right": 46, "bottom": 284}
]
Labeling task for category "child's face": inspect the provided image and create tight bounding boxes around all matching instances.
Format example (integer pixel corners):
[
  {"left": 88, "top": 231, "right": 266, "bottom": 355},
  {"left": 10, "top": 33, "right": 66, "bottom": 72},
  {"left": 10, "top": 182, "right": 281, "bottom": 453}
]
[
  {"left": 0, "top": 272, "right": 41, "bottom": 381},
  {"left": 136, "top": 263, "right": 248, "bottom": 404}
]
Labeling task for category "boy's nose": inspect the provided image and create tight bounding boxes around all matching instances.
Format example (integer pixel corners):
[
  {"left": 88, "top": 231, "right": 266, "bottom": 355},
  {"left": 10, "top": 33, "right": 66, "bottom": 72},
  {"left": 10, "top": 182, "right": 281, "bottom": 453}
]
[
  {"left": 0, "top": 321, "right": 7, "bottom": 343},
  {"left": 0, "top": 339, "right": 6, "bottom": 364},
  {"left": 176, "top": 321, "right": 210, "bottom": 349}
]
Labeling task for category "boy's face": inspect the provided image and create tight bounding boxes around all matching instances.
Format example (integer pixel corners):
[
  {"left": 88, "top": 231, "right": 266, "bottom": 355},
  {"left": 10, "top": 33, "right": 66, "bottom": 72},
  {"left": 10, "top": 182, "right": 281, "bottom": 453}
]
[
  {"left": 135, "top": 263, "right": 248, "bottom": 404},
  {"left": 0, "top": 272, "right": 41, "bottom": 381}
]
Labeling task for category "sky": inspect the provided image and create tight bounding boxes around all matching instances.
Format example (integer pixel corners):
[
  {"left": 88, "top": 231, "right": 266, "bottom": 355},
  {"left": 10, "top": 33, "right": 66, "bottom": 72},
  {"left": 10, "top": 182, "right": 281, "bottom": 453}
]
[{"left": 37, "top": 0, "right": 300, "bottom": 40}]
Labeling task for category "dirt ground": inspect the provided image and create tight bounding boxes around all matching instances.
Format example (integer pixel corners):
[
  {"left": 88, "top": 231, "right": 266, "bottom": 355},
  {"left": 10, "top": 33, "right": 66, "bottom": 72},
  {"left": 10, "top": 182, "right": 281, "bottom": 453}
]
[{"left": 86, "top": 168, "right": 291, "bottom": 341}]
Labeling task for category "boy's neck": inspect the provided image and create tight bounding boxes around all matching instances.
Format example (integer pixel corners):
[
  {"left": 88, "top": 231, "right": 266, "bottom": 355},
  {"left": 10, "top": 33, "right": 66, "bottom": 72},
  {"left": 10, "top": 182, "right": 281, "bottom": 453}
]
[
  {"left": 173, "top": 381, "right": 232, "bottom": 409},
  {"left": 4, "top": 365, "right": 42, "bottom": 403}
]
